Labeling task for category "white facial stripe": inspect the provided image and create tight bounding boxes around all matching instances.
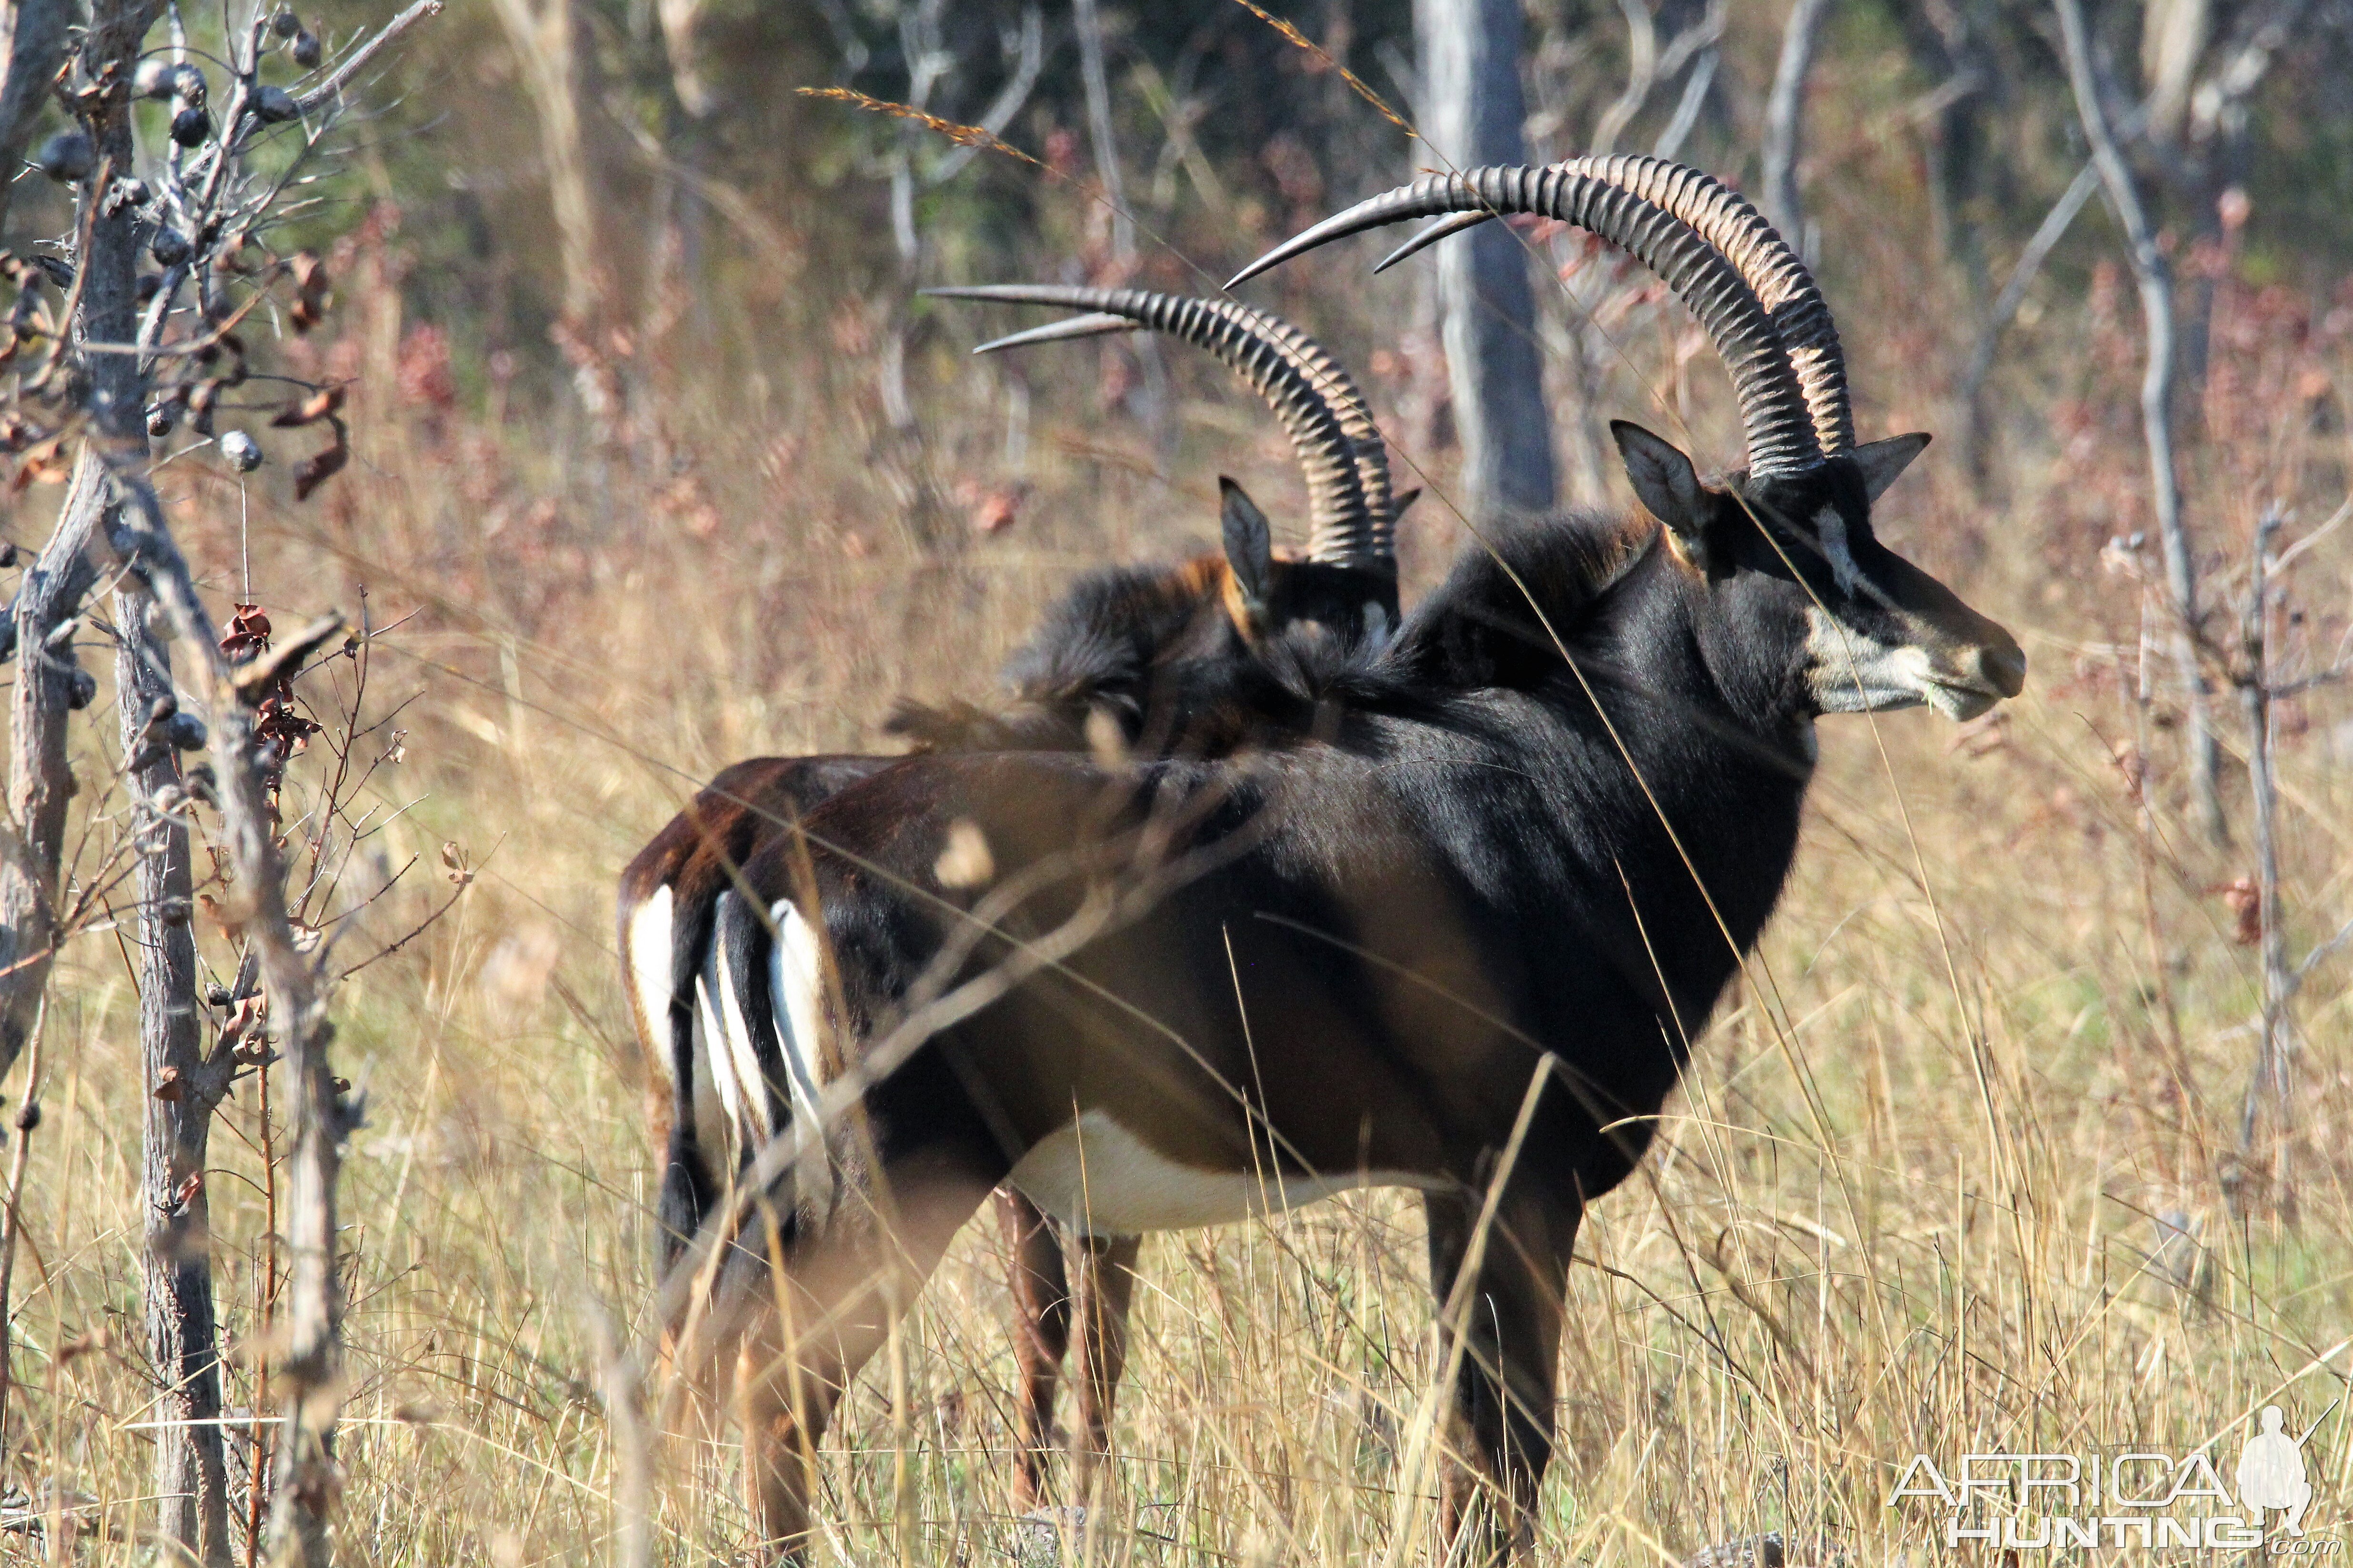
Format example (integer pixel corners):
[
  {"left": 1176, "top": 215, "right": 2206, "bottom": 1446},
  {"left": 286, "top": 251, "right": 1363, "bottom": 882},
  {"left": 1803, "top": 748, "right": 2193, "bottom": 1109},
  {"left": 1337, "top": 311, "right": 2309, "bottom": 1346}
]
[
  {"left": 1802, "top": 604, "right": 2002, "bottom": 721},
  {"left": 1803, "top": 603, "right": 1931, "bottom": 715},
  {"left": 1813, "top": 505, "right": 1863, "bottom": 597}
]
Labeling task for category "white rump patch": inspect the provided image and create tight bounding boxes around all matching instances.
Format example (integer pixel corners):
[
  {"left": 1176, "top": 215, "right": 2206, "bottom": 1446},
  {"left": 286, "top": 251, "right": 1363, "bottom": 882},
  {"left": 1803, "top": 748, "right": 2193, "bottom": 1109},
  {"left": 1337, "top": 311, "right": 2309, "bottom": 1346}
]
[
  {"left": 704, "top": 898, "right": 771, "bottom": 1150},
  {"left": 687, "top": 968, "right": 734, "bottom": 1175},
  {"left": 1813, "top": 505, "right": 1862, "bottom": 597},
  {"left": 766, "top": 900, "right": 829, "bottom": 1125},
  {"left": 1007, "top": 1109, "right": 1433, "bottom": 1237},
  {"left": 624, "top": 886, "right": 674, "bottom": 1085}
]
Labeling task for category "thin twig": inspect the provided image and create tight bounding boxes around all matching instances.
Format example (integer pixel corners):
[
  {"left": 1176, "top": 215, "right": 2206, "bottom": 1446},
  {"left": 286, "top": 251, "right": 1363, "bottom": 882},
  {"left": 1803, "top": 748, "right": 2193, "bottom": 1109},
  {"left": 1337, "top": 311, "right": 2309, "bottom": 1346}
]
[{"left": 295, "top": 0, "right": 442, "bottom": 115}]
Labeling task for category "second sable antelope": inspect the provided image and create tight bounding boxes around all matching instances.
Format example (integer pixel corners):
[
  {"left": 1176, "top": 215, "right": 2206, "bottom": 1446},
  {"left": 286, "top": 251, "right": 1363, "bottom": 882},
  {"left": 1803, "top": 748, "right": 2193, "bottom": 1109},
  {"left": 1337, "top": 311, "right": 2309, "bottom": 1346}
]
[
  {"left": 674, "top": 156, "right": 2024, "bottom": 1563},
  {"left": 618, "top": 286, "right": 1405, "bottom": 1503}
]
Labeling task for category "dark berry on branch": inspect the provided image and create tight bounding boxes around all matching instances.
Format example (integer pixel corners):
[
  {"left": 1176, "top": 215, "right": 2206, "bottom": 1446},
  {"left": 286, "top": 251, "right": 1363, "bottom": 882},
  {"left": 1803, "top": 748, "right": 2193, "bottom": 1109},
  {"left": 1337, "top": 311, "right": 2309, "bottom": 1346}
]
[
  {"left": 134, "top": 59, "right": 176, "bottom": 99},
  {"left": 151, "top": 227, "right": 191, "bottom": 266},
  {"left": 171, "top": 106, "right": 212, "bottom": 147},
  {"left": 292, "top": 30, "right": 322, "bottom": 68},
  {"left": 220, "top": 430, "right": 263, "bottom": 472},
  {"left": 169, "top": 63, "right": 208, "bottom": 104},
  {"left": 253, "top": 85, "right": 301, "bottom": 124},
  {"left": 167, "top": 713, "right": 208, "bottom": 751},
  {"left": 66, "top": 668, "right": 95, "bottom": 710},
  {"left": 35, "top": 132, "right": 93, "bottom": 182}
]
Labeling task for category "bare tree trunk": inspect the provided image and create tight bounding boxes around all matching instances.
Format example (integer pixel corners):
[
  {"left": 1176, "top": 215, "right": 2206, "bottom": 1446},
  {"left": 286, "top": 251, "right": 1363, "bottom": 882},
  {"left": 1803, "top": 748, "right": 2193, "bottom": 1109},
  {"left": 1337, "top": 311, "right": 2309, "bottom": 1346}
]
[
  {"left": 1070, "top": 0, "right": 1168, "bottom": 455},
  {"left": 91, "top": 519, "right": 353, "bottom": 1564},
  {"left": 0, "top": 1021, "right": 40, "bottom": 1458},
  {"left": 73, "top": 7, "right": 233, "bottom": 1549},
  {"left": 1956, "top": 162, "right": 2098, "bottom": 486},
  {"left": 492, "top": 0, "right": 624, "bottom": 441},
  {"left": 1414, "top": 0, "right": 1555, "bottom": 523},
  {"left": 0, "top": 460, "right": 103, "bottom": 1079},
  {"left": 0, "top": 0, "right": 161, "bottom": 1084},
  {"left": 2055, "top": 0, "right": 2228, "bottom": 847},
  {"left": 118, "top": 579, "right": 231, "bottom": 1566},
  {"left": 2237, "top": 506, "right": 2290, "bottom": 1207},
  {"left": 654, "top": 0, "right": 716, "bottom": 120},
  {"left": 2171, "top": 0, "right": 2306, "bottom": 413},
  {"left": 256, "top": 862, "right": 343, "bottom": 1568},
  {"left": 0, "top": 0, "right": 73, "bottom": 244},
  {"left": 94, "top": 490, "right": 352, "bottom": 1562},
  {"left": 1760, "top": 0, "right": 1831, "bottom": 248},
  {"left": 1073, "top": 0, "right": 1130, "bottom": 267}
]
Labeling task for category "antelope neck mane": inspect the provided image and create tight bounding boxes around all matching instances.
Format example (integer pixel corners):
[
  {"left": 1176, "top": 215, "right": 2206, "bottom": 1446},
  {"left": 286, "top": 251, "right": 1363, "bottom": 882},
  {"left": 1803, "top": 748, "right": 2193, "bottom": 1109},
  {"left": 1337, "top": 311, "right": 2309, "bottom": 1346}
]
[
  {"left": 1380, "top": 508, "right": 1659, "bottom": 694},
  {"left": 885, "top": 558, "right": 1239, "bottom": 752}
]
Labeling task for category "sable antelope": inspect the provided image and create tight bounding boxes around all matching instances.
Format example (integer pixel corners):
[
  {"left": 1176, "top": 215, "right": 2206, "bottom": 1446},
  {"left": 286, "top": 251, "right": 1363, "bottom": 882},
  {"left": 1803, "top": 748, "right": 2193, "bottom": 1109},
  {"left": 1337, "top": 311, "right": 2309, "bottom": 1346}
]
[
  {"left": 616, "top": 287, "right": 1405, "bottom": 1501},
  {"left": 671, "top": 156, "right": 2025, "bottom": 1563}
]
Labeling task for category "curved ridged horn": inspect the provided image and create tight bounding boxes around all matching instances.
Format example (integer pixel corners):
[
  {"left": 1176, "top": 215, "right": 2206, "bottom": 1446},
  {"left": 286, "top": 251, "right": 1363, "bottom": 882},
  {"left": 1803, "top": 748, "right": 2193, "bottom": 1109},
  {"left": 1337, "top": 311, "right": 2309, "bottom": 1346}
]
[
  {"left": 1230, "top": 158, "right": 1844, "bottom": 473},
  {"left": 924, "top": 284, "right": 1396, "bottom": 571},
  {"left": 1321, "top": 158, "right": 1854, "bottom": 456}
]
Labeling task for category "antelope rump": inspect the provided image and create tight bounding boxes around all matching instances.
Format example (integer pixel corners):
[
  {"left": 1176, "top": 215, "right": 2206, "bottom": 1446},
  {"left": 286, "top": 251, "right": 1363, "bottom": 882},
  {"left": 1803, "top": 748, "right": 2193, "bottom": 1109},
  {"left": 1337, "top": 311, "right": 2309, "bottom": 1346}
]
[{"left": 617, "top": 286, "right": 1407, "bottom": 1503}]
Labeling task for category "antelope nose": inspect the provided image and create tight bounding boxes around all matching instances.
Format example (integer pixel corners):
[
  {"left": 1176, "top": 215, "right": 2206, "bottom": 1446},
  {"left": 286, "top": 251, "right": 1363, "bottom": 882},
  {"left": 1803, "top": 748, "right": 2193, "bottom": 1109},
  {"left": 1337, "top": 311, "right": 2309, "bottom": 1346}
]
[{"left": 1981, "top": 641, "right": 2027, "bottom": 698}]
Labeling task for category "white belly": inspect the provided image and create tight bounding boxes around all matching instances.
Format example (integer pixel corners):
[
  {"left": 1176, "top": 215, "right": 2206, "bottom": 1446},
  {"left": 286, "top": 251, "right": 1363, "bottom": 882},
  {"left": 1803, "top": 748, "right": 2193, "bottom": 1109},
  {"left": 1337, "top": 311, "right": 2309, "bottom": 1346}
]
[{"left": 1006, "top": 1110, "right": 1434, "bottom": 1236}]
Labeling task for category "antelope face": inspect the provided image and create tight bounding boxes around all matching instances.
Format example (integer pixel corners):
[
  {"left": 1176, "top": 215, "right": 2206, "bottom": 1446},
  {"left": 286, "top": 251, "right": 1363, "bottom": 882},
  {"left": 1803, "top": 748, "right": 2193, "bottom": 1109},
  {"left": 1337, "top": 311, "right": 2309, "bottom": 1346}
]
[
  {"left": 1614, "top": 422, "right": 2026, "bottom": 723},
  {"left": 1217, "top": 477, "right": 1399, "bottom": 651}
]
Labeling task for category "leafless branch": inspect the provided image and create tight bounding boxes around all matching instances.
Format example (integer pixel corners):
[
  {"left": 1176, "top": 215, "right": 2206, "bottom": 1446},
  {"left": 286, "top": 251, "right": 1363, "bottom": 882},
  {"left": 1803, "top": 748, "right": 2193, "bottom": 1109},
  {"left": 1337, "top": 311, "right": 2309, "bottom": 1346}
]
[{"left": 2054, "top": 0, "right": 2228, "bottom": 847}]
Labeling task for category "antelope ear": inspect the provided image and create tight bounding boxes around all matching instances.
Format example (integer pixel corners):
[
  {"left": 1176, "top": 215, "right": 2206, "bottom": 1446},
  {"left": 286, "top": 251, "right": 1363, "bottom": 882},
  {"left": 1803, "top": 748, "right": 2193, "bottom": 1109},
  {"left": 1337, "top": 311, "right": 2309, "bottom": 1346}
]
[
  {"left": 1219, "top": 477, "right": 1275, "bottom": 609},
  {"left": 1611, "top": 421, "right": 1707, "bottom": 540},
  {"left": 1392, "top": 487, "right": 1422, "bottom": 519},
  {"left": 1850, "top": 432, "right": 1930, "bottom": 501}
]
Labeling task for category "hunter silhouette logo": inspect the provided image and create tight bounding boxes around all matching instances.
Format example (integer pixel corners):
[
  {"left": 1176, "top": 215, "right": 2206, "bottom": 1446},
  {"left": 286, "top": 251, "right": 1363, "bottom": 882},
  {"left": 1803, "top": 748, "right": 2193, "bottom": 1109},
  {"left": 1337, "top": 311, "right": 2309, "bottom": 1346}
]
[
  {"left": 2239, "top": 1404, "right": 2325, "bottom": 1538},
  {"left": 1887, "top": 1397, "right": 2343, "bottom": 1552}
]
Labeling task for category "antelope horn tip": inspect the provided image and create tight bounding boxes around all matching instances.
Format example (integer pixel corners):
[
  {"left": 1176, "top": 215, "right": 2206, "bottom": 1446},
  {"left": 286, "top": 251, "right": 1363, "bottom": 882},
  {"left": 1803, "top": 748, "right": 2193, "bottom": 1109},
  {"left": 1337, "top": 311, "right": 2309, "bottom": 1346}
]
[
  {"left": 971, "top": 314, "right": 1142, "bottom": 356},
  {"left": 1373, "top": 211, "right": 1491, "bottom": 274}
]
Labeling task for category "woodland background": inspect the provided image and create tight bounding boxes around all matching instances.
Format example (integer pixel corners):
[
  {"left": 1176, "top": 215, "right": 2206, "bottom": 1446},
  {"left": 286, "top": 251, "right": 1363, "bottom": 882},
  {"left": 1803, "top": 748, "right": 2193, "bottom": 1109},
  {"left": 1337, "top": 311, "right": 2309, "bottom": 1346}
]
[{"left": 4, "top": 0, "right": 2353, "bottom": 1562}]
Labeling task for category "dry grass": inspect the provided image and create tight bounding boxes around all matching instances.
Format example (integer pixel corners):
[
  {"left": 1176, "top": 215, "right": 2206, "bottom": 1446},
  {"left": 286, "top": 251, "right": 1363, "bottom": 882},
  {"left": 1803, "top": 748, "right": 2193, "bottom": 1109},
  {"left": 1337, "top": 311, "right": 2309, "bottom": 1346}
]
[{"left": 3, "top": 171, "right": 2352, "bottom": 1568}]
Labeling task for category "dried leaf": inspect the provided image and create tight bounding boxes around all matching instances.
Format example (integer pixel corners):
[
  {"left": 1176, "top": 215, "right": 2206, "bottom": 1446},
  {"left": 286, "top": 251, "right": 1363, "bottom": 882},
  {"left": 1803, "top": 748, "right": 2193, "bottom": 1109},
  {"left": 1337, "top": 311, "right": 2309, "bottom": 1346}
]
[
  {"left": 11, "top": 434, "right": 67, "bottom": 491},
  {"left": 152, "top": 1065, "right": 184, "bottom": 1101},
  {"left": 56, "top": 1326, "right": 108, "bottom": 1365},
  {"left": 270, "top": 383, "right": 344, "bottom": 428},
  {"left": 291, "top": 418, "right": 348, "bottom": 501},
  {"left": 288, "top": 250, "right": 332, "bottom": 332},
  {"left": 2220, "top": 876, "right": 2262, "bottom": 947}
]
